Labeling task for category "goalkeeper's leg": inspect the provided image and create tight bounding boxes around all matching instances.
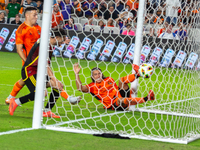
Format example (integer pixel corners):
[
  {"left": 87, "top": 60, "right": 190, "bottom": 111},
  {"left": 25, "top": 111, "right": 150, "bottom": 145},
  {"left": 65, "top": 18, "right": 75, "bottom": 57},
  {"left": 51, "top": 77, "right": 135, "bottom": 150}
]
[
  {"left": 5, "top": 78, "right": 25, "bottom": 105},
  {"left": 116, "top": 90, "right": 155, "bottom": 107},
  {"left": 118, "top": 64, "right": 140, "bottom": 91}
]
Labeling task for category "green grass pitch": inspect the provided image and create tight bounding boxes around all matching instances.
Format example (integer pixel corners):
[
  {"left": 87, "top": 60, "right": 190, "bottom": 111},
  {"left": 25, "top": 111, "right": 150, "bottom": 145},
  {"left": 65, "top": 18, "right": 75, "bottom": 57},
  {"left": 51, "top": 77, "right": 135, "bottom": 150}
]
[{"left": 1, "top": 51, "right": 200, "bottom": 150}]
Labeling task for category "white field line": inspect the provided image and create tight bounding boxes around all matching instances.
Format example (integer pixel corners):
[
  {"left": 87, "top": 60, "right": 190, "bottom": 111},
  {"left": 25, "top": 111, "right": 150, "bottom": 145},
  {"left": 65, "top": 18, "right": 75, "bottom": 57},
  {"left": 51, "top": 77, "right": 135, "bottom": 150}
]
[
  {"left": 0, "top": 83, "right": 14, "bottom": 86},
  {"left": 0, "top": 128, "right": 34, "bottom": 136},
  {"left": 0, "top": 66, "right": 21, "bottom": 70}
]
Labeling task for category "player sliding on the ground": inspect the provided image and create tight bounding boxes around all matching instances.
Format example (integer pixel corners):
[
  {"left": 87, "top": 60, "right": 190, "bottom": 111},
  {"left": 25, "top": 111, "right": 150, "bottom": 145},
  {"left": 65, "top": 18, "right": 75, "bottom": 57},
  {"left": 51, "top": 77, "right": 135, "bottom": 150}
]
[
  {"left": 73, "top": 63, "right": 155, "bottom": 110},
  {"left": 9, "top": 29, "right": 81, "bottom": 118}
]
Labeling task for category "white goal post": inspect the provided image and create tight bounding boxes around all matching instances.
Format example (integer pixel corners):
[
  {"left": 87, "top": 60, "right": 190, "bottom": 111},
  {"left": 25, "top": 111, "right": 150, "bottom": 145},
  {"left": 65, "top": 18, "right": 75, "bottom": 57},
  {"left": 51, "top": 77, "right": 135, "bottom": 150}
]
[
  {"left": 32, "top": 0, "right": 53, "bottom": 129},
  {"left": 33, "top": 0, "right": 200, "bottom": 144}
]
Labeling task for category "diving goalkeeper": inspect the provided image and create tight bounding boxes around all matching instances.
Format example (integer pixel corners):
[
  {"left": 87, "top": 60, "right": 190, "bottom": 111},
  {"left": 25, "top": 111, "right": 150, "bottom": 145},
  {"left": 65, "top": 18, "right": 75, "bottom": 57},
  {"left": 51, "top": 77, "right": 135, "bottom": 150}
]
[{"left": 73, "top": 63, "right": 155, "bottom": 110}]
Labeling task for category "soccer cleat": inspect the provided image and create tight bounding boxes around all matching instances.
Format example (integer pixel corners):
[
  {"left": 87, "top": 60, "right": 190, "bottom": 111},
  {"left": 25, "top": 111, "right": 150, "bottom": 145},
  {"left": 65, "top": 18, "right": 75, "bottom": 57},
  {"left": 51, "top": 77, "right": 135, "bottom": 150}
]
[
  {"left": 5, "top": 97, "right": 11, "bottom": 105},
  {"left": 9, "top": 98, "right": 18, "bottom": 115},
  {"left": 6, "top": 97, "right": 22, "bottom": 106},
  {"left": 132, "top": 64, "right": 140, "bottom": 77},
  {"left": 43, "top": 111, "right": 60, "bottom": 118},
  {"left": 67, "top": 96, "right": 82, "bottom": 105},
  {"left": 148, "top": 90, "right": 155, "bottom": 101}
]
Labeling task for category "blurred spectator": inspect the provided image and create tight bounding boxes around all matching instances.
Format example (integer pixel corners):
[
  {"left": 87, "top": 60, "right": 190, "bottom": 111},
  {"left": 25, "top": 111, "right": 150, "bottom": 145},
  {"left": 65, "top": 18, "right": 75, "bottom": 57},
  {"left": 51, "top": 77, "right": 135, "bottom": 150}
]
[
  {"left": 98, "top": 20, "right": 105, "bottom": 30},
  {"left": 159, "top": 24, "right": 179, "bottom": 40},
  {"left": 119, "top": 5, "right": 133, "bottom": 20},
  {"left": 198, "top": 0, "right": 200, "bottom": 11},
  {"left": 54, "top": 0, "right": 61, "bottom": 4},
  {"left": 73, "top": 0, "right": 82, "bottom": 17},
  {"left": 148, "top": 16, "right": 164, "bottom": 37},
  {"left": 36, "top": 0, "right": 43, "bottom": 13},
  {"left": 113, "top": 0, "right": 124, "bottom": 15},
  {"left": 180, "top": 0, "right": 188, "bottom": 9},
  {"left": 95, "top": 0, "right": 107, "bottom": 18},
  {"left": 22, "top": 0, "right": 37, "bottom": 8},
  {"left": 127, "top": 0, "right": 139, "bottom": 20},
  {"left": 59, "top": 0, "right": 74, "bottom": 21},
  {"left": 11, "top": 14, "right": 22, "bottom": 24},
  {"left": 93, "top": 7, "right": 100, "bottom": 19},
  {"left": 6, "top": 0, "right": 21, "bottom": 23},
  {"left": 63, "top": 18, "right": 77, "bottom": 30},
  {"left": 0, "top": 0, "right": 6, "bottom": 10},
  {"left": 122, "top": 23, "right": 135, "bottom": 36},
  {"left": 104, "top": 5, "right": 118, "bottom": 20},
  {"left": 116, "top": 17, "right": 130, "bottom": 34},
  {"left": 52, "top": 4, "right": 63, "bottom": 29},
  {"left": 146, "top": 0, "right": 154, "bottom": 16},
  {"left": 8, "top": 0, "right": 23, "bottom": 4},
  {"left": 144, "top": 8, "right": 164, "bottom": 36},
  {"left": 106, "top": 18, "right": 114, "bottom": 27},
  {"left": 83, "top": 16, "right": 93, "bottom": 30},
  {"left": 149, "top": 0, "right": 160, "bottom": 11},
  {"left": 182, "top": 10, "right": 192, "bottom": 27},
  {"left": 145, "top": 9, "right": 164, "bottom": 24},
  {"left": 0, "top": 11, "right": 5, "bottom": 23},
  {"left": 16, "top": 0, "right": 23, "bottom": 3},
  {"left": 174, "top": 22, "right": 187, "bottom": 40},
  {"left": 163, "top": 0, "right": 181, "bottom": 25},
  {"left": 82, "top": 0, "right": 96, "bottom": 18},
  {"left": 157, "top": 21, "right": 168, "bottom": 37}
]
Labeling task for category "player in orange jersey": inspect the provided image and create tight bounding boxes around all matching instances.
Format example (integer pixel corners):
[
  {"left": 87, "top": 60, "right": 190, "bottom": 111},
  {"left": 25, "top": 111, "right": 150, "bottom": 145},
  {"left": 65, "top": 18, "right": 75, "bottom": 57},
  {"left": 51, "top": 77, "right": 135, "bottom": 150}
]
[
  {"left": 5, "top": 7, "right": 41, "bottom": 105},
  {"left": 73, "top": 63, "right": 155, "bottom": 110}
]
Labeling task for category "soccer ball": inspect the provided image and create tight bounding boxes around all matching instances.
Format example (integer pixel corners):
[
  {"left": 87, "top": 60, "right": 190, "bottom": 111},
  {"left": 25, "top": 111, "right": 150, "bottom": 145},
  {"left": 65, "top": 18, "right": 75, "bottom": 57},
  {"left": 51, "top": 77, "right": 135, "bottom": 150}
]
[
  {"left": 139, "top": 63, "right": 153, "bottom": 78},
  {"left": 67, "top": 96, "right": 81, "bottom": 105}
]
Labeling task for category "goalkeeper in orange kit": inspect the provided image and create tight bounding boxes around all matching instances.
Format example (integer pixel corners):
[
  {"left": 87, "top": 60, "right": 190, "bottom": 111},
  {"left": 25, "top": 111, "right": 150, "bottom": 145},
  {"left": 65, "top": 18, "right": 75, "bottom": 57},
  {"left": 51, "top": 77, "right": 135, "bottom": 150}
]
[{"left": 73, "top": 63, "right": 155, "bottom": 110}]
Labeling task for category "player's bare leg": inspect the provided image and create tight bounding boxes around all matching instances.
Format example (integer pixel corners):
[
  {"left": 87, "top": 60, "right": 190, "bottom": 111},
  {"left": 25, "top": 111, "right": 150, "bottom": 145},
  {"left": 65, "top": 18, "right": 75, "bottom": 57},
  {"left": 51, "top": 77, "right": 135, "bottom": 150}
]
[{"left": 5, "top": 78, "right": 25, "bottom": 105}]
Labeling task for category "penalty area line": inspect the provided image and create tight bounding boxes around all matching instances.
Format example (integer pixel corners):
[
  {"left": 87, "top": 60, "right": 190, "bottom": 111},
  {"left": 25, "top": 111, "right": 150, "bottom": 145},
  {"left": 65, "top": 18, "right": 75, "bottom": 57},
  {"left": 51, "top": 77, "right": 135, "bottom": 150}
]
[
  {"left": 0, "top": 66, "right": 21, "bottom": 70},
  {"left": 0, "top": 128, "right": 34, "bottom": 136},
  {"left": 0, "top": 84, "right": 14, "bottom": 87}
]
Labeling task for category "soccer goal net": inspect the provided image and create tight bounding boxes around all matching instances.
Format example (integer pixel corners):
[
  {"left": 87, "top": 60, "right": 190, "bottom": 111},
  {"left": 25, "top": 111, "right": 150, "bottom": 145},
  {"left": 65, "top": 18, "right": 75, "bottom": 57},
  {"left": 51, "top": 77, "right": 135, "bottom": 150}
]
[{"left": 35, "top": 0, "right": 200, "bottom": 144}]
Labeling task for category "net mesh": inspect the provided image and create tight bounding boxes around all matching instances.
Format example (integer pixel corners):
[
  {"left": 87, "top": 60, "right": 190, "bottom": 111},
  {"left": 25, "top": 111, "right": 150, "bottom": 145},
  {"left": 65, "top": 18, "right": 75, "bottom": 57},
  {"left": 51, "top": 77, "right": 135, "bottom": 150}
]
[{"left": 42, "top": 0, "right": 200, "bottom": 143}]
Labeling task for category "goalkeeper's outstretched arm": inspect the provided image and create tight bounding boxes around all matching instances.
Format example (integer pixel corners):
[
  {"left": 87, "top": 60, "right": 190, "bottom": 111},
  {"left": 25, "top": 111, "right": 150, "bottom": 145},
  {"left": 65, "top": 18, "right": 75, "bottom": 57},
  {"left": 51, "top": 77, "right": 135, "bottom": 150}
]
[{"left": 73, "top": 63, "right": 88, "bottom": 93}]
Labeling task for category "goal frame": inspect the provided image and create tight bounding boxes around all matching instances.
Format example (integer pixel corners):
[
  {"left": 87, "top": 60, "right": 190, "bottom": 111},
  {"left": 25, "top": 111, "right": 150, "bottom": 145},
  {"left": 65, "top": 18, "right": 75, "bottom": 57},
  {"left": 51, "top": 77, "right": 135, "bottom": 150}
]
[
  {"left": 32, "top": 0, "right": 53, "bottom": 129},
  {"left": 32, "top": 0, "right": 200, "bottom": 144}
]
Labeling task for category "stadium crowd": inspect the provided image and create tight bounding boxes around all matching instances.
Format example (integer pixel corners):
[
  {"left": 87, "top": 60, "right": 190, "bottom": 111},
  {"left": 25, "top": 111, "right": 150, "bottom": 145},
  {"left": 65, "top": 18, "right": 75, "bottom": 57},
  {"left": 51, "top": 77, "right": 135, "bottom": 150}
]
[{"left": 0, "top": 0, "right": 199, "bottom": 40}]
